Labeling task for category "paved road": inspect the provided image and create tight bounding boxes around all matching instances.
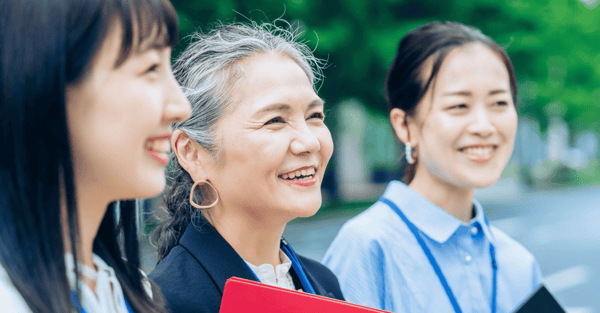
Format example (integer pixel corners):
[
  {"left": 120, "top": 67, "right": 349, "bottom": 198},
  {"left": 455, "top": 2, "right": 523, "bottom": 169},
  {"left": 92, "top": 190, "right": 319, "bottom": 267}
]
[{"left": 282, "top": 184, "right": 600, "bottom": 313}]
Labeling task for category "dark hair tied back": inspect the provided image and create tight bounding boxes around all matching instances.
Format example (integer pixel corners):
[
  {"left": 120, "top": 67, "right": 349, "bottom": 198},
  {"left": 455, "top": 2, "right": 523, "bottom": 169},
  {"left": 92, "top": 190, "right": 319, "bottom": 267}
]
[
  {"left": 384, "top": 21, "right": 518, "bottom": 184},
  {"left": 152, "top": 160, "right": 201, "bottom": 263}
]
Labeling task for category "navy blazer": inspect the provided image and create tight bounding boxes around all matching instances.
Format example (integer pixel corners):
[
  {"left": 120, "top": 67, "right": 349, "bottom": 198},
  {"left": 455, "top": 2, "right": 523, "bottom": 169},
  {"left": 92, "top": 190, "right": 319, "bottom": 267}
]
[{"left": 150, "top": 220, "right": 345, "bottom": 313}]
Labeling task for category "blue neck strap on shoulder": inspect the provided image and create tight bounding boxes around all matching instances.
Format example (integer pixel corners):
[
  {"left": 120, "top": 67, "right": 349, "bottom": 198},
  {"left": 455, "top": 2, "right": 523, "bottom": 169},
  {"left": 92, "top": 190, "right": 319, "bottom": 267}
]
[
  {"left": 379, "top": 197, "right": 497, "bottom": 313},
  {"left": 243, "top": 239, "right": 316, "bottom": 294}
]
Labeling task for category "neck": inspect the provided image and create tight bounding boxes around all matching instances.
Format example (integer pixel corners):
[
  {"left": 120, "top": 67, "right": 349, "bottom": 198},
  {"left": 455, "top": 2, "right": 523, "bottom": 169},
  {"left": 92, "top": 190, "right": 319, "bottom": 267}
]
[
  {"left": 409, "top": 170, "right": 475, "bottom": 223},
  {"left": 206, "top": 203, "right": 288, "bottom": 267},
  {"left": 63, "top": 187, "right": 110, "bottom": 271}
]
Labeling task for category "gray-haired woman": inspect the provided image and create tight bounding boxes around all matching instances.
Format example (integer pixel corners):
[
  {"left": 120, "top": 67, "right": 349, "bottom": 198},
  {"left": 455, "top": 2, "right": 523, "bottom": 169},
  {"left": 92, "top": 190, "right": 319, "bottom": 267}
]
[{"left": 149, "top": 21, "right": 344, "bottom": 313}]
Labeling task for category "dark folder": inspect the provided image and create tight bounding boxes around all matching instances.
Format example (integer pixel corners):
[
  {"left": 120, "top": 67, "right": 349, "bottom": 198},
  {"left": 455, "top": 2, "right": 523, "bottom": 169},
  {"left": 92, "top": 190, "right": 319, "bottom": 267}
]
[
  {"left": 219, "top": 277, "right": 391, "bottom": 313},
  {"left": 513, "top": 285, "right": 565, "bottom": 313}
]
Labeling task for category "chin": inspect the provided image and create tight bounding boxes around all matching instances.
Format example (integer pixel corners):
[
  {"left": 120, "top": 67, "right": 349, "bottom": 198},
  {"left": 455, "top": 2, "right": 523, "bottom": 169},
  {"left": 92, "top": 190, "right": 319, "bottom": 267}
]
[
  {"left": 289, "top": 199, "right": 322, "bottom": 218},
  {"left": 462, "top": 174, "right": 502, "bottom": 189},
  {"left": 135, "top": 176, "right": 166, "bottom": 199}
]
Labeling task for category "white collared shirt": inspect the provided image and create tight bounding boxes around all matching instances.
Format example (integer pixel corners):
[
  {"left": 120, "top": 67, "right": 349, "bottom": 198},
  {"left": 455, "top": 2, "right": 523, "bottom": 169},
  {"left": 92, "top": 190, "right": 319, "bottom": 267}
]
[
  {"left": 244, "top": 249, "right": 297, "bottom": 291},
  {"left": 0, "top": 253, "right": 151, "bottom": 313},
  {"left": 65, "top": 253, "right": 152, "bottom": 313}
]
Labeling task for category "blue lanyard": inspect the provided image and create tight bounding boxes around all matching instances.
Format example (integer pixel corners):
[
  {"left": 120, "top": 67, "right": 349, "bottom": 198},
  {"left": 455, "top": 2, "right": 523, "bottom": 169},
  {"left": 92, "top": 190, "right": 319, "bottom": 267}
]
[
  {"left": 72, "top": 292, "right": 133, "bottom": 313},
  {"left": 380, "top": 197, "right": 497, "bottom": 313},
  {"left": 244, "top": 239, "right": 316, "bottom": 294}
]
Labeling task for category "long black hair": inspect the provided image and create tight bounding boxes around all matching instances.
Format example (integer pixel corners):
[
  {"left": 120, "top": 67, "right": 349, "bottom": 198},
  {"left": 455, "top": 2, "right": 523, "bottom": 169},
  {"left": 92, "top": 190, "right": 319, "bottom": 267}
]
[
  {"left": 0, "top": 0, "right": 177, "bottom": 312},
  {"left": 385, "top": 21, "right": 518, "bottom": 184}
]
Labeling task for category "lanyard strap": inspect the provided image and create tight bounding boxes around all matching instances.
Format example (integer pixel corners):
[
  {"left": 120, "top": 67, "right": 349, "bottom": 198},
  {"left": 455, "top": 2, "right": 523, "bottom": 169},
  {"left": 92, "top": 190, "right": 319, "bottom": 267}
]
[
  {"left": 243, "top": 239, "right": 316, "bottom": 294},
  {"left": 281, "top": 239, "right": 316, "bottom": 294},
  {"left": 380, "top": 197, "right": 497, "bottom": 313},
  {"left": 72, "top": 292, "right": 133, "bottom": 313}
]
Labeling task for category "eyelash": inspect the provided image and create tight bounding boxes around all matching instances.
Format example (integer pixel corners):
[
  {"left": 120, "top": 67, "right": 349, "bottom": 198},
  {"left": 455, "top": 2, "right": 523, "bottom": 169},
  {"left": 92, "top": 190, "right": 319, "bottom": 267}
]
[
  {"left": 450, "top": 101, "right": 509, "bottom": 110},
  {"left": 310, "top": 112, "right": 325, "bottom": 120},
  {"left": 263, "top": 112, "right": 325, "bottom": 126},
  {"left": 146, "top": 63, "right": 160, "bottom": 74},
  {"left": 450, "top": 104, "right": 467, "bottom": 110},
  {"left": 264, "top": 116, "right": 285, "bottom": 125}
]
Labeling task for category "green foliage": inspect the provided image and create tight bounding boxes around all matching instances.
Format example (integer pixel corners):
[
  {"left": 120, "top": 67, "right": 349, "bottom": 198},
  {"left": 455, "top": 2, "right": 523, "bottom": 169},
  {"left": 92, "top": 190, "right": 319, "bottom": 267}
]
[{"left": 170, "top": 0, "right": 600, "bottom": 133}]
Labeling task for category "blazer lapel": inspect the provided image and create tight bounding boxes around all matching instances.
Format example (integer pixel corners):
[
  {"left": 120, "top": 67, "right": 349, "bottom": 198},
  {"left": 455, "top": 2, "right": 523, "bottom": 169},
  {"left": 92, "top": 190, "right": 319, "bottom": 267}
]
[
  {"left": 179, "top": 219, "right": 258, "bottom": 295},
  {"left": 294, "top": 253, "right": 331, "bottom": 297}
]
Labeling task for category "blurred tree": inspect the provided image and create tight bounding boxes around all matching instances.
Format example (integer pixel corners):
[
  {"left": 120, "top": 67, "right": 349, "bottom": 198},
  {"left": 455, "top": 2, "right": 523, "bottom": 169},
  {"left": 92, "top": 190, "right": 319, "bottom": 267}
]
[{"left": 170, "top": 0, "right": 600, "bottom": 135}]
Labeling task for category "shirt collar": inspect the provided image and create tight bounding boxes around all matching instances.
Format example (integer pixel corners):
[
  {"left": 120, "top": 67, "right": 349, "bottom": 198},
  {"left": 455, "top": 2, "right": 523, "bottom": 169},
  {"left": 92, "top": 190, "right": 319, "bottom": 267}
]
[
  {"left": 473, "top": 198, "right": 496, "bottom": 244},
  {"left": 65, "top": 253, "right": 130, "bottom": 312},
  {"left": 244, "top": 249, "right": 292, "bottom": 275},
  {"left": 382, "top": 181, "right": 495, "bottom": 244}
]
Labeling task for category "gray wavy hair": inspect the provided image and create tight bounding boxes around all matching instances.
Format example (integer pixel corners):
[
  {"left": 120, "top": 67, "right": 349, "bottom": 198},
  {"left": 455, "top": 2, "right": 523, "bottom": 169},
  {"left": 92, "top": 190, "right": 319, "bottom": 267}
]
[{"left": 152, "top": 20, "right": 325, "bottom": 263}]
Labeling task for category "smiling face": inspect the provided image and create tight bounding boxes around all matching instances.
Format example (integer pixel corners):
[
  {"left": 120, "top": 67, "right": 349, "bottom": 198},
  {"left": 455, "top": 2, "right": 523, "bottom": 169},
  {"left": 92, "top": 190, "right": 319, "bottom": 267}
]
[
  {"left": 204, "top": 52, "right": 333, "bottom": 222},
  {"left": 66, "top": 22, "right": 191, "bottom": 203},
  {"left": 409, "top": 43, "right": 518, "bottom": 190}
]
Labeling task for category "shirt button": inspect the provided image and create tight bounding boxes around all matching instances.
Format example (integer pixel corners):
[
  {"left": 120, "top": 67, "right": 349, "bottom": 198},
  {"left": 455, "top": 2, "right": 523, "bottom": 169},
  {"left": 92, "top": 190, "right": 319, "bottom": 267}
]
[
  {"left": 471, "top": 226, "right": 478, "bottom": 235},
  {"left": 465, "top": 255, "right": 472, "bottom": 264}
]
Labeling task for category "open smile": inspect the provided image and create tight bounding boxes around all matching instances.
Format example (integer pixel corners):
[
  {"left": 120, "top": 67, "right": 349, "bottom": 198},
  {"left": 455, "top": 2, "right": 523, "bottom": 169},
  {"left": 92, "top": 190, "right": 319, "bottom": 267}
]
[
  {"left": 145, "top": 134, "right": 171, "bottom": 165},
  {"left": 278, "top": 166, "right": 317, "bottom": 187},
  {"left": 458, "top": 145, "right": 498, "bottom": 162}
]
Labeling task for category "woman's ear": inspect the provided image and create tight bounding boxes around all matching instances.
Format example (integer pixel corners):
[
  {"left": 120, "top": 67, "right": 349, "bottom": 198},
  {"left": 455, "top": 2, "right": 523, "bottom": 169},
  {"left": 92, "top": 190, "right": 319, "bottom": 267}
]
[
  {"left": 390, "top": 108, "right": 410, "bottom": 145},
  {"left": 172, "top": 129, "right": 210, "bottom": 181}
]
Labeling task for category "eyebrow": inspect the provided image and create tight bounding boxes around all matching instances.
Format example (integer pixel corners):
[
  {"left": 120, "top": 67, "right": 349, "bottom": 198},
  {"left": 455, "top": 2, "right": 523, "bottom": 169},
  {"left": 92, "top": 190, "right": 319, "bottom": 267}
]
[
  {"left": 442, "top": 89, "right": 509, "bottom": 97},
  {"left": 252, "top": 99, "right": 324, "bottom": 118},
  {"left": 136, "top": 41, "right": 169, "bottom": 55}
]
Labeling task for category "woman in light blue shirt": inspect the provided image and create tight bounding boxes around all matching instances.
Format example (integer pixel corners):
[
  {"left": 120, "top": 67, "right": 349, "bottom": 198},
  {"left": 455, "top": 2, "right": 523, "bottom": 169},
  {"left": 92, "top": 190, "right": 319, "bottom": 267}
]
[{"left": 323, "top": 21, "right": 542, "bottom": 313}]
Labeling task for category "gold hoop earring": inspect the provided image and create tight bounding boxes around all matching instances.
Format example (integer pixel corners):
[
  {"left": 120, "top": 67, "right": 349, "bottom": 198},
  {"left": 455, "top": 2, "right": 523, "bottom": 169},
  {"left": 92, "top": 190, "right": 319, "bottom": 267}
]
[{"left": 189, "top": 180, "right": 219, "bottom": 209}]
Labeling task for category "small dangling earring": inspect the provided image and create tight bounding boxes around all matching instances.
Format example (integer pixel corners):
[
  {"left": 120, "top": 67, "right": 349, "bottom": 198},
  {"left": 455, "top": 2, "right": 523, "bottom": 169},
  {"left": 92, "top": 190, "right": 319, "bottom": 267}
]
[
  {"left": 189, "top": 180, "right": 219, "bottom": 209},
  {"left": 405, "top": 142, "right": 415, "bottom": 164}
]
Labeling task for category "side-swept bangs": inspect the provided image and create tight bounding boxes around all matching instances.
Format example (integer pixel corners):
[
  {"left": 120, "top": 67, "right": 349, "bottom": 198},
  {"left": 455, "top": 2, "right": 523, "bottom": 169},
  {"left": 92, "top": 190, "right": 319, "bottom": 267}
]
[
  {"left": 115, "top": 0, "right": 179, "bottom": 67},
  {"left": 66, "top": 0, "right": 178, "bottom": 83}
]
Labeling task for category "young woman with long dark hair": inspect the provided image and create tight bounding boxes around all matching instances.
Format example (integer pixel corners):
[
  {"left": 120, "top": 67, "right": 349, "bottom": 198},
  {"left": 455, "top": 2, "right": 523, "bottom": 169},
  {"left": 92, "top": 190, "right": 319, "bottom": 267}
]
[
  {"left": 0, "top": 0, "right": 190, "bottom": 312},
  {"left": 323, "top": 21, "right": 542, "bottom": 312}
]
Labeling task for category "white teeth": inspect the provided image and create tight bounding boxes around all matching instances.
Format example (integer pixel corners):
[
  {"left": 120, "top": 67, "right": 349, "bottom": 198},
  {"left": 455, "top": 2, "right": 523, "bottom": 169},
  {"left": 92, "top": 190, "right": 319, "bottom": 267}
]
[
  {"left": 146, "top": 139, "right": 170, "bottom": 153},
  {"left": 463, "top": 147, "right": 494, "bottom": 155},
  {"left": 279, "top": 167, "right": 317, "bottom": 180}
]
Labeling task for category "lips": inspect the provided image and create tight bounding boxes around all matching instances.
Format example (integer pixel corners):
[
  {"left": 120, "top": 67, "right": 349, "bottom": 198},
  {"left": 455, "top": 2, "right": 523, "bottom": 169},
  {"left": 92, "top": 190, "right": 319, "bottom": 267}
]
[
  {"left": 278, "top": 166, "right": 318, "bottom": 187},
  {"left": 279, "top": 166, "right": 316, "bottom": 180},
  {"left": 145, "top": 134, "right": 172, "bottom": 165},
  {"left": 459, "top": 145, "right": 497, "bottom": 162}
]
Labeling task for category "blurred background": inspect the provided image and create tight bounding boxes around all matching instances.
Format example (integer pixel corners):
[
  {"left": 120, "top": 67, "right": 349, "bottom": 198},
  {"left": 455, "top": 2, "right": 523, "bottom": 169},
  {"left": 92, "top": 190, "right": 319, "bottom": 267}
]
[{"left": 140, "top": 0, "right": 600, "bottom": 311}]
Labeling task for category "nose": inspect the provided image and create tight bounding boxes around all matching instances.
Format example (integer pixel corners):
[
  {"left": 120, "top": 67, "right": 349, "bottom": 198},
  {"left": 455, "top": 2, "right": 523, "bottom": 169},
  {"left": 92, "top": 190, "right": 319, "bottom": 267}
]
[
  {"left": 162, "top": 73, "right": 191, "bottom": 124},
  {"left": 290, "top": 123, "right": 321, "bottom": 155},
  {"left": 467, "top": 106, "right": 495, "bottom": 138}
]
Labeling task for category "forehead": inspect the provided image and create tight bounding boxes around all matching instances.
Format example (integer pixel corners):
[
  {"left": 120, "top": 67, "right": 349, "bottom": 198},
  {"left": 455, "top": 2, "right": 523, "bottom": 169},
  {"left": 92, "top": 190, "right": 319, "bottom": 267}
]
[
  {"left": 230, "top": 53, "right": 318, "bottom": 113},
  {"left": 92, "top": 17, "right": 169, "bottom": 64},
  {"left": 433, "top": 43, "right": 510, "bottom": 93}
]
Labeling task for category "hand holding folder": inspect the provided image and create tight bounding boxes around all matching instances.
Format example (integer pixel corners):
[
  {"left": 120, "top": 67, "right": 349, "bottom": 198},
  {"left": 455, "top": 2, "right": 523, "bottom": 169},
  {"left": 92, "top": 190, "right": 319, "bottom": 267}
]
[{"left": 220, "top": 277, "right": 391, "bottom": 313}]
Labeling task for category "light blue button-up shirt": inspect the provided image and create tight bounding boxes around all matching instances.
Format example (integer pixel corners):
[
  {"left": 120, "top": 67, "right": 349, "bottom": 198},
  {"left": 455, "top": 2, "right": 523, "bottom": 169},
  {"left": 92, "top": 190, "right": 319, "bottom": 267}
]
[{"left": 323, "top": 181, "right": 542, "bottom": 313}]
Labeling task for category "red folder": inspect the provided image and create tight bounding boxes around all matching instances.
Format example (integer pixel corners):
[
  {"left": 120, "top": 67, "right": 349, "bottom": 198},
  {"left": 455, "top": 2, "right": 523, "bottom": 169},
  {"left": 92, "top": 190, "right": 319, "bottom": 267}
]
[{"left": 219, "top": 277, "right": 391, "bottom": 313}]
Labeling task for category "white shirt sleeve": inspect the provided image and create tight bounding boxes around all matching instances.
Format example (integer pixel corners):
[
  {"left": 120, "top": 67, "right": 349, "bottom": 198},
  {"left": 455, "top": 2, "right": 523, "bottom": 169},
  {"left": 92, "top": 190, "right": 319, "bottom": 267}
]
[
  {"left": 0, "top": 266, "right": 32, "bottom": 312},
  {"left": 140, "top": 269, "right": 153, "bottom": 299}
]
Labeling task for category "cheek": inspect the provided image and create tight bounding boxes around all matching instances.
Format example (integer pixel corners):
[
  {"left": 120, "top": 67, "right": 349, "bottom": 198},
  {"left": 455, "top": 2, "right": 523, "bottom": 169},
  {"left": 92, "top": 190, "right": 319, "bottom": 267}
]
[
  {"left": 222, "top": 132, "right": 287, "bottom": 175},
  {"left": 500, "top": 110, "right": 519, "bottom": 142},
  {"left": 100, "top": 84, "right": 161, "bottom": 152},
  {"left": 317, "top": 126, "right": 334, "bottom": 164},
  {"left": 419, "top": 115, "right": 462, "bottom": 151}
]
